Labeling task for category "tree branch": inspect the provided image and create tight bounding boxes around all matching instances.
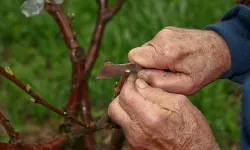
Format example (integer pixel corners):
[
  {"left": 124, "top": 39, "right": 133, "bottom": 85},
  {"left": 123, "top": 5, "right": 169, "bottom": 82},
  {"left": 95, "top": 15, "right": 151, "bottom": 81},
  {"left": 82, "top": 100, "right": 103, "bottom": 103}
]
[
  {"left": 44, "top": 3, "right": 83, "bottom": 61},
  {"left": 0, "top": 117, "right": 116, "bottom": 150},
  {"left": 79, "top": 0, "right": 126, "bottom": 148},
  {"left": 0, "top": 111, "right": 20, "bottom": 145},
  {"left": 84, "top": 0, "right": 108, "bottom": 80},
  {"left": 84, "top": 0, "right": 126, "bottom": 79},
  {"left": 44, "top": 2, "right": 87, "bottom": 117},
  {"left": 44, "top": 1, "right": 95, "bottom": 149},
  {"left": 103, "top": 0, "right": 126, "bottom": 22},
  {"left": 0, "top": 67, "right": 84, "bottom": 127},
  {"left": 0, "top": 134, "right": 67, "bottom": 150}
]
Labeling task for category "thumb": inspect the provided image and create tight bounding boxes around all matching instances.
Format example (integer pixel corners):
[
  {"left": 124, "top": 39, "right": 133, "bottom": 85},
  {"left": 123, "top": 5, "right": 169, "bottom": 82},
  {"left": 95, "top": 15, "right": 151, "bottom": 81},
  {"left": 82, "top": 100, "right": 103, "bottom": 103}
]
[
  {"left": 135, "top": 78, "right": 184, "bottom": 110},
  {"left": 137, "top": 69, "right": 196, "bottom": 95},
  {"left": 128, "top": 46, "right": 168, "bottom": 69}
]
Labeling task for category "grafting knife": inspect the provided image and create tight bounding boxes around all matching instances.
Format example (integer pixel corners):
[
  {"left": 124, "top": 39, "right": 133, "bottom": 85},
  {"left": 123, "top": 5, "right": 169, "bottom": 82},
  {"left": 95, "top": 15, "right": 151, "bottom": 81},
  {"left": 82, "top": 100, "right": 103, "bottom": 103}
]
[{"left": 96, "top": 61, "right": 143, "bottom": 79}]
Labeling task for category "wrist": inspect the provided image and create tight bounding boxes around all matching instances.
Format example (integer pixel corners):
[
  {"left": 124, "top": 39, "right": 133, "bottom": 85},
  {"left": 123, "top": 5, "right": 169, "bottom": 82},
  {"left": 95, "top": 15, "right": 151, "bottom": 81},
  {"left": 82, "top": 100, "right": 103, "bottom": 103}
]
[{"left": 208, "top": 30, "right": 231, "bottom": 75}]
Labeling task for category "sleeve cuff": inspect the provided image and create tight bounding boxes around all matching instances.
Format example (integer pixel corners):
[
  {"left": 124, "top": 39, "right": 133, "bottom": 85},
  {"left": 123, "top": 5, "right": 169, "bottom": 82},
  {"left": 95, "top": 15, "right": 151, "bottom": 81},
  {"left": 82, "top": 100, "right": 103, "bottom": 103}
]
[{"left": 204, "top": 5, "right": 250, "bottom": 81}]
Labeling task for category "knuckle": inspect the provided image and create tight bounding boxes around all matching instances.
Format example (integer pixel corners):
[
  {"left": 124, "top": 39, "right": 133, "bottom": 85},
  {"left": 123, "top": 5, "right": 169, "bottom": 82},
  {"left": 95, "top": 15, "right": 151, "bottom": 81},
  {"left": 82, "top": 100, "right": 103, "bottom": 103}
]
[
  {"left": 164, "top": 46, "right": 178, "bottom": 60},
  {"left": 164, "top": 26, "right": 178, "bottom": 30},
  {"left": 158, "top": 27, "right": 175, "bottom": 37},
  {"left": 150, "top": 116, "right": 162, "bottom": 128},
  {"left": 175, "top": 95, "right": 189, "bottom": 106},
  {"left": 107, "top": 101, "right": 116, "bottom": 118},
  {"left": 151, "top": 72, "right": 170, "bottom": 88},
  {"left": 147, "top": 41, "right": 164, "bottom": 58},
  {"left": 145, "top": 114, "right": 164, "bottom": 130},
  {"left": 183, "top": 78, "right": 197, "bottom": 94},
  {"left": 128, "top": 47, "right": 138, "bottom": 61},
  {"left": 120, "top": 86, "right": 134, "bottom": 104},
  {"left": 120, "top": 84, "right": 129, "bottom": 99}
]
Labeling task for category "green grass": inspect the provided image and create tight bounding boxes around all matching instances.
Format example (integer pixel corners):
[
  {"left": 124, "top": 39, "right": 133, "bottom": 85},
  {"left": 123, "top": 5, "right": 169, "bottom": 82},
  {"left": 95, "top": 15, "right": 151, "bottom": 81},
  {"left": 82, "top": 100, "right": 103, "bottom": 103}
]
[{"left": 0, "top": 0, "right": 241, "bottom": 149}]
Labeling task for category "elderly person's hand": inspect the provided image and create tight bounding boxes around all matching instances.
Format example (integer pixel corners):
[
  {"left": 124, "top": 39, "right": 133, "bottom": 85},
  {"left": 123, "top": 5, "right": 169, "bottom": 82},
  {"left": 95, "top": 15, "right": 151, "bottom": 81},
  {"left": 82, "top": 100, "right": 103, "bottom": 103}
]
[
  {"left": 128, "top": 27, "right": 231, "bottom": 94},
  {"left": 108, "top": 75, "right": 219, "bottom": 150}
]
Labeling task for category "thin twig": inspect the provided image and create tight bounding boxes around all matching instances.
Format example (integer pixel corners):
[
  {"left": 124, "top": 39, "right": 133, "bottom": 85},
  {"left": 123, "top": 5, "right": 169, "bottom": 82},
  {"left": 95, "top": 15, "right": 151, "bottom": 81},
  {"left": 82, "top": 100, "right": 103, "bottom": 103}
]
[
  {"left": 80, "top": 82, "right": 95, "bottom": 150},
  {"left": 103, "top": 0, "right": 126, "bottom": 22},
  {"left": 44, "top": 3, "right": 83, "bottom": 62},
  {"left": 112, "top": 70, "right": 131, "bottom": 100},
  {"left": 0, "top": 67, "right": 84, "bottom": 127},
  {"left": 44, "top": 2, "right": 87, "bottom": 117},
  {"left": 80, "top": 0, "right": 126, "bottom": 148},
  {"left": 105, "top": 71, "right": 130, "bottom": 150},
  {"left": 44, "top": 1, "right": 87, "bottom": 118},
  {"left": 0, "top": 111, "right": 20, "bottom": 145},
  {"left": 44, "top": 1, "right": 95, "bottom": 149},
  {"left": 84, "top": 0, "right": 126, "bottom": 79},
  {"left": 0, "top": 118, "right": 116, "bottom": 150},
  {"left": 84, "top": 0, "right": 108, "bottom": 80}
]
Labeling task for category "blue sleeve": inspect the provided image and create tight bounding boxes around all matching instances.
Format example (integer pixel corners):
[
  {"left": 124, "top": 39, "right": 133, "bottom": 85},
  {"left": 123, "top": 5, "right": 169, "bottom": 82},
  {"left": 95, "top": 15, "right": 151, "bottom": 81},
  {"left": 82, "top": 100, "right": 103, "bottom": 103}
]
[
  {"left": 241, "top": 76, "right": 250, "bottom": 149},
  {"left": 205, "top": 4, "right": 250, "bottom": 149},
  {"left": 205, "top": 4, "right": 250, "bottom": 84}
]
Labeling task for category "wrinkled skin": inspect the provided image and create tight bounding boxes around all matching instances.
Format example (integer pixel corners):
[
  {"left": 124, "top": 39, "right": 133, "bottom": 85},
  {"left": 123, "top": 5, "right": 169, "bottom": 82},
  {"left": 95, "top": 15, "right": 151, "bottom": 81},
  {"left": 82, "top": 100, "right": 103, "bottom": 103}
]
[
  {"left": 108, "top": 75, "right": 220, "bottom": 150},
  {"left": 108, "top": 27, "right": 230, "bottom": 149},
  {"left": 128, "top": 27, "right": 231, "bottom": 94}
]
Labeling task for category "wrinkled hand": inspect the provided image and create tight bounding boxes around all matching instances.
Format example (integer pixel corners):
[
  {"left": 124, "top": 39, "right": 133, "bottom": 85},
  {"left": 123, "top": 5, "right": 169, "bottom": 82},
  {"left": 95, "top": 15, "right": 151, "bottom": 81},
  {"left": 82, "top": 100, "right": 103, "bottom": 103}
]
[
  {"left": 128, "top": 27, "right": 231, "bottom": 94},
  {"left": 108, "top": 75, "right": 219, "bottom": 150}
]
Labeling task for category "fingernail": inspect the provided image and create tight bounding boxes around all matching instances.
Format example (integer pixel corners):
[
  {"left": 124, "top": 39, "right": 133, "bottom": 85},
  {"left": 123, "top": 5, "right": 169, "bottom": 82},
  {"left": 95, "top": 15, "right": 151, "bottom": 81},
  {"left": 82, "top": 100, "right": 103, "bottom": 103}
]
[
  {"left": 137, "top": 71, "right": 148, "bottom": 81},
  {"left": 136, "top": 78, "right": 148, "bottom": 88}
]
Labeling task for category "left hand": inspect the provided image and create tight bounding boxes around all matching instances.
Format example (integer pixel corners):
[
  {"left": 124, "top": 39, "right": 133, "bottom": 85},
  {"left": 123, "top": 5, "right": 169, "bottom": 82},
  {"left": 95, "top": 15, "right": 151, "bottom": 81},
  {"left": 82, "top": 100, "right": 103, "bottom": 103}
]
[
  {"left": 128, "top": 27, "right": 231, "bottom": 94},
  {"left": 108, "top": 75, "right": 219, "bottom": 150}
]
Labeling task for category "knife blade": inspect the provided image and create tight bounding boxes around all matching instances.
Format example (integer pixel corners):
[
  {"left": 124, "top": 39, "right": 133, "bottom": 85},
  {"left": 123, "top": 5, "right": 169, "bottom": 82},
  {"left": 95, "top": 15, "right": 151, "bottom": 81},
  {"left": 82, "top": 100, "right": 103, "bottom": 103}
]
[{"left": 96, "top": 61, "right": 143, "bottom": 79}]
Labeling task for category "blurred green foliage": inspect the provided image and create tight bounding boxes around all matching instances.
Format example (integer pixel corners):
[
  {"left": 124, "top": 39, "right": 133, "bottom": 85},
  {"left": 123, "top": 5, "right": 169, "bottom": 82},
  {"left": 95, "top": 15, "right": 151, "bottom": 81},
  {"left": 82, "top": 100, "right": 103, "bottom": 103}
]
[{"left": 0, "top": 0, "right": 241, "bottom": 149}]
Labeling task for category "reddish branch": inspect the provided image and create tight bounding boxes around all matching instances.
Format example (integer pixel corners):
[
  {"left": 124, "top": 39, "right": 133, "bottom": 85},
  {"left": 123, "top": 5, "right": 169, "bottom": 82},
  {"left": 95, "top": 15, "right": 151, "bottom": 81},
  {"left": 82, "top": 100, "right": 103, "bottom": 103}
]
[
  {"left": 113, "top": 70, "right": 131, "bottom": 99},
  {"left": 44, "top": 2, "right": 95, "bottom": 149},
  {"left": 0, "top": 67, "right": 84, "bottom": 127},
  {"left": 80, "top": 1, "right": 126, "bottom": 148},
  {"left": 84, "top": 0, "right": 126, "bottom": 79},
  {"left": 0, "top": 111, "right": 20, "bottom": 145},
  {"left": 0, "top": 135, "right": 67, "bottom": 150},
  {"left": 44, "top": 2, "right": 86, "bottom": 116},
  {"left": 103, "top": 71, "right": 129, "bottom": 150},
  {"left": 80, "top": 83, "right": 95, "bottom": 149},
  {"left": 44, "top": 1, "right": 126, "bottom": 149},
  {"left": 0, "top": 122, "right": 115, "bottom": 150},
  {"left": 237, "top": 0, "right": 250, "bottom": 4},
  {"left": 44, "top": 3, "right": 80, "bottom": 58}
]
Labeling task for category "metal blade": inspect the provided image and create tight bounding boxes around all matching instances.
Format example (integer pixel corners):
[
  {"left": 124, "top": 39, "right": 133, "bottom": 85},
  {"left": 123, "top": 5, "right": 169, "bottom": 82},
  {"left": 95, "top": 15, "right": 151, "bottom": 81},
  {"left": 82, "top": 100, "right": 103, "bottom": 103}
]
[{"left": 96, "top": 61, "right": 143, "bottom": 79}]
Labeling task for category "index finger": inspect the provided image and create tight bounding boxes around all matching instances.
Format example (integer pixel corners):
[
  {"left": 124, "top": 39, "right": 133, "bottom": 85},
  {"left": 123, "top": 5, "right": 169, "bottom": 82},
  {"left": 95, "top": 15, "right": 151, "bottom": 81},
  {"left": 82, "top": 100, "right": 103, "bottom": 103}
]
[{"left": 128, "top": 45, "right": 168, "bottom": 70}]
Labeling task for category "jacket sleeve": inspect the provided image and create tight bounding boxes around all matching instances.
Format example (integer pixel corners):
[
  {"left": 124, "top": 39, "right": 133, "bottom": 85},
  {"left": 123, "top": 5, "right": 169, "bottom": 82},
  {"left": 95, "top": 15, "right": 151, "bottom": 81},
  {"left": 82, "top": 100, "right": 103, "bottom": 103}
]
[
  {"left": 205, "top": 4, "right": 250, "bottom": 84},
  {"left": 205, "top": 4, "right": 250, "bottom": 149},
  {"left": 241, "top": 76, "right": 250, "bottom": 149}
]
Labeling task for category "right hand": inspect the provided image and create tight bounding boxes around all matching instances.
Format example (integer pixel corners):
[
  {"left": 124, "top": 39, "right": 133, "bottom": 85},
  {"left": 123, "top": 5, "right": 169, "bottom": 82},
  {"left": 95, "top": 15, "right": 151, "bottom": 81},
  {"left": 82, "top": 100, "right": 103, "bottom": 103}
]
[
  {"left": 108, "top": 75, "right": 219, "bottom": 150},
  {"left": 128, "top": 27, "right": 231, "bottom": 94}
]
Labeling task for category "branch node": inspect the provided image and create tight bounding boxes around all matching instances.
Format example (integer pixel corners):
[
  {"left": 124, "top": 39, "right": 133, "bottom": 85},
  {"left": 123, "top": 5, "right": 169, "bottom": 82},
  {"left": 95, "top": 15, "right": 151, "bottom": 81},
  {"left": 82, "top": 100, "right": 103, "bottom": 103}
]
[
  {"left": 4, "top": 67, "right": 13, "bottom": 76},
  {"left": 67, "top": 13, "right": 75, "bottom": 21},
  {"left": 45, "top": 0, "right": 51, "bottom": 4},
  {"left": 125, "top": 69, "right": 131, "bottom": 73},
  {"left": 30, "top": 98, "right": 36, "bottom": 103},
  {"left": 26, "top": 84, "right": 32, "bottom": 93}
]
